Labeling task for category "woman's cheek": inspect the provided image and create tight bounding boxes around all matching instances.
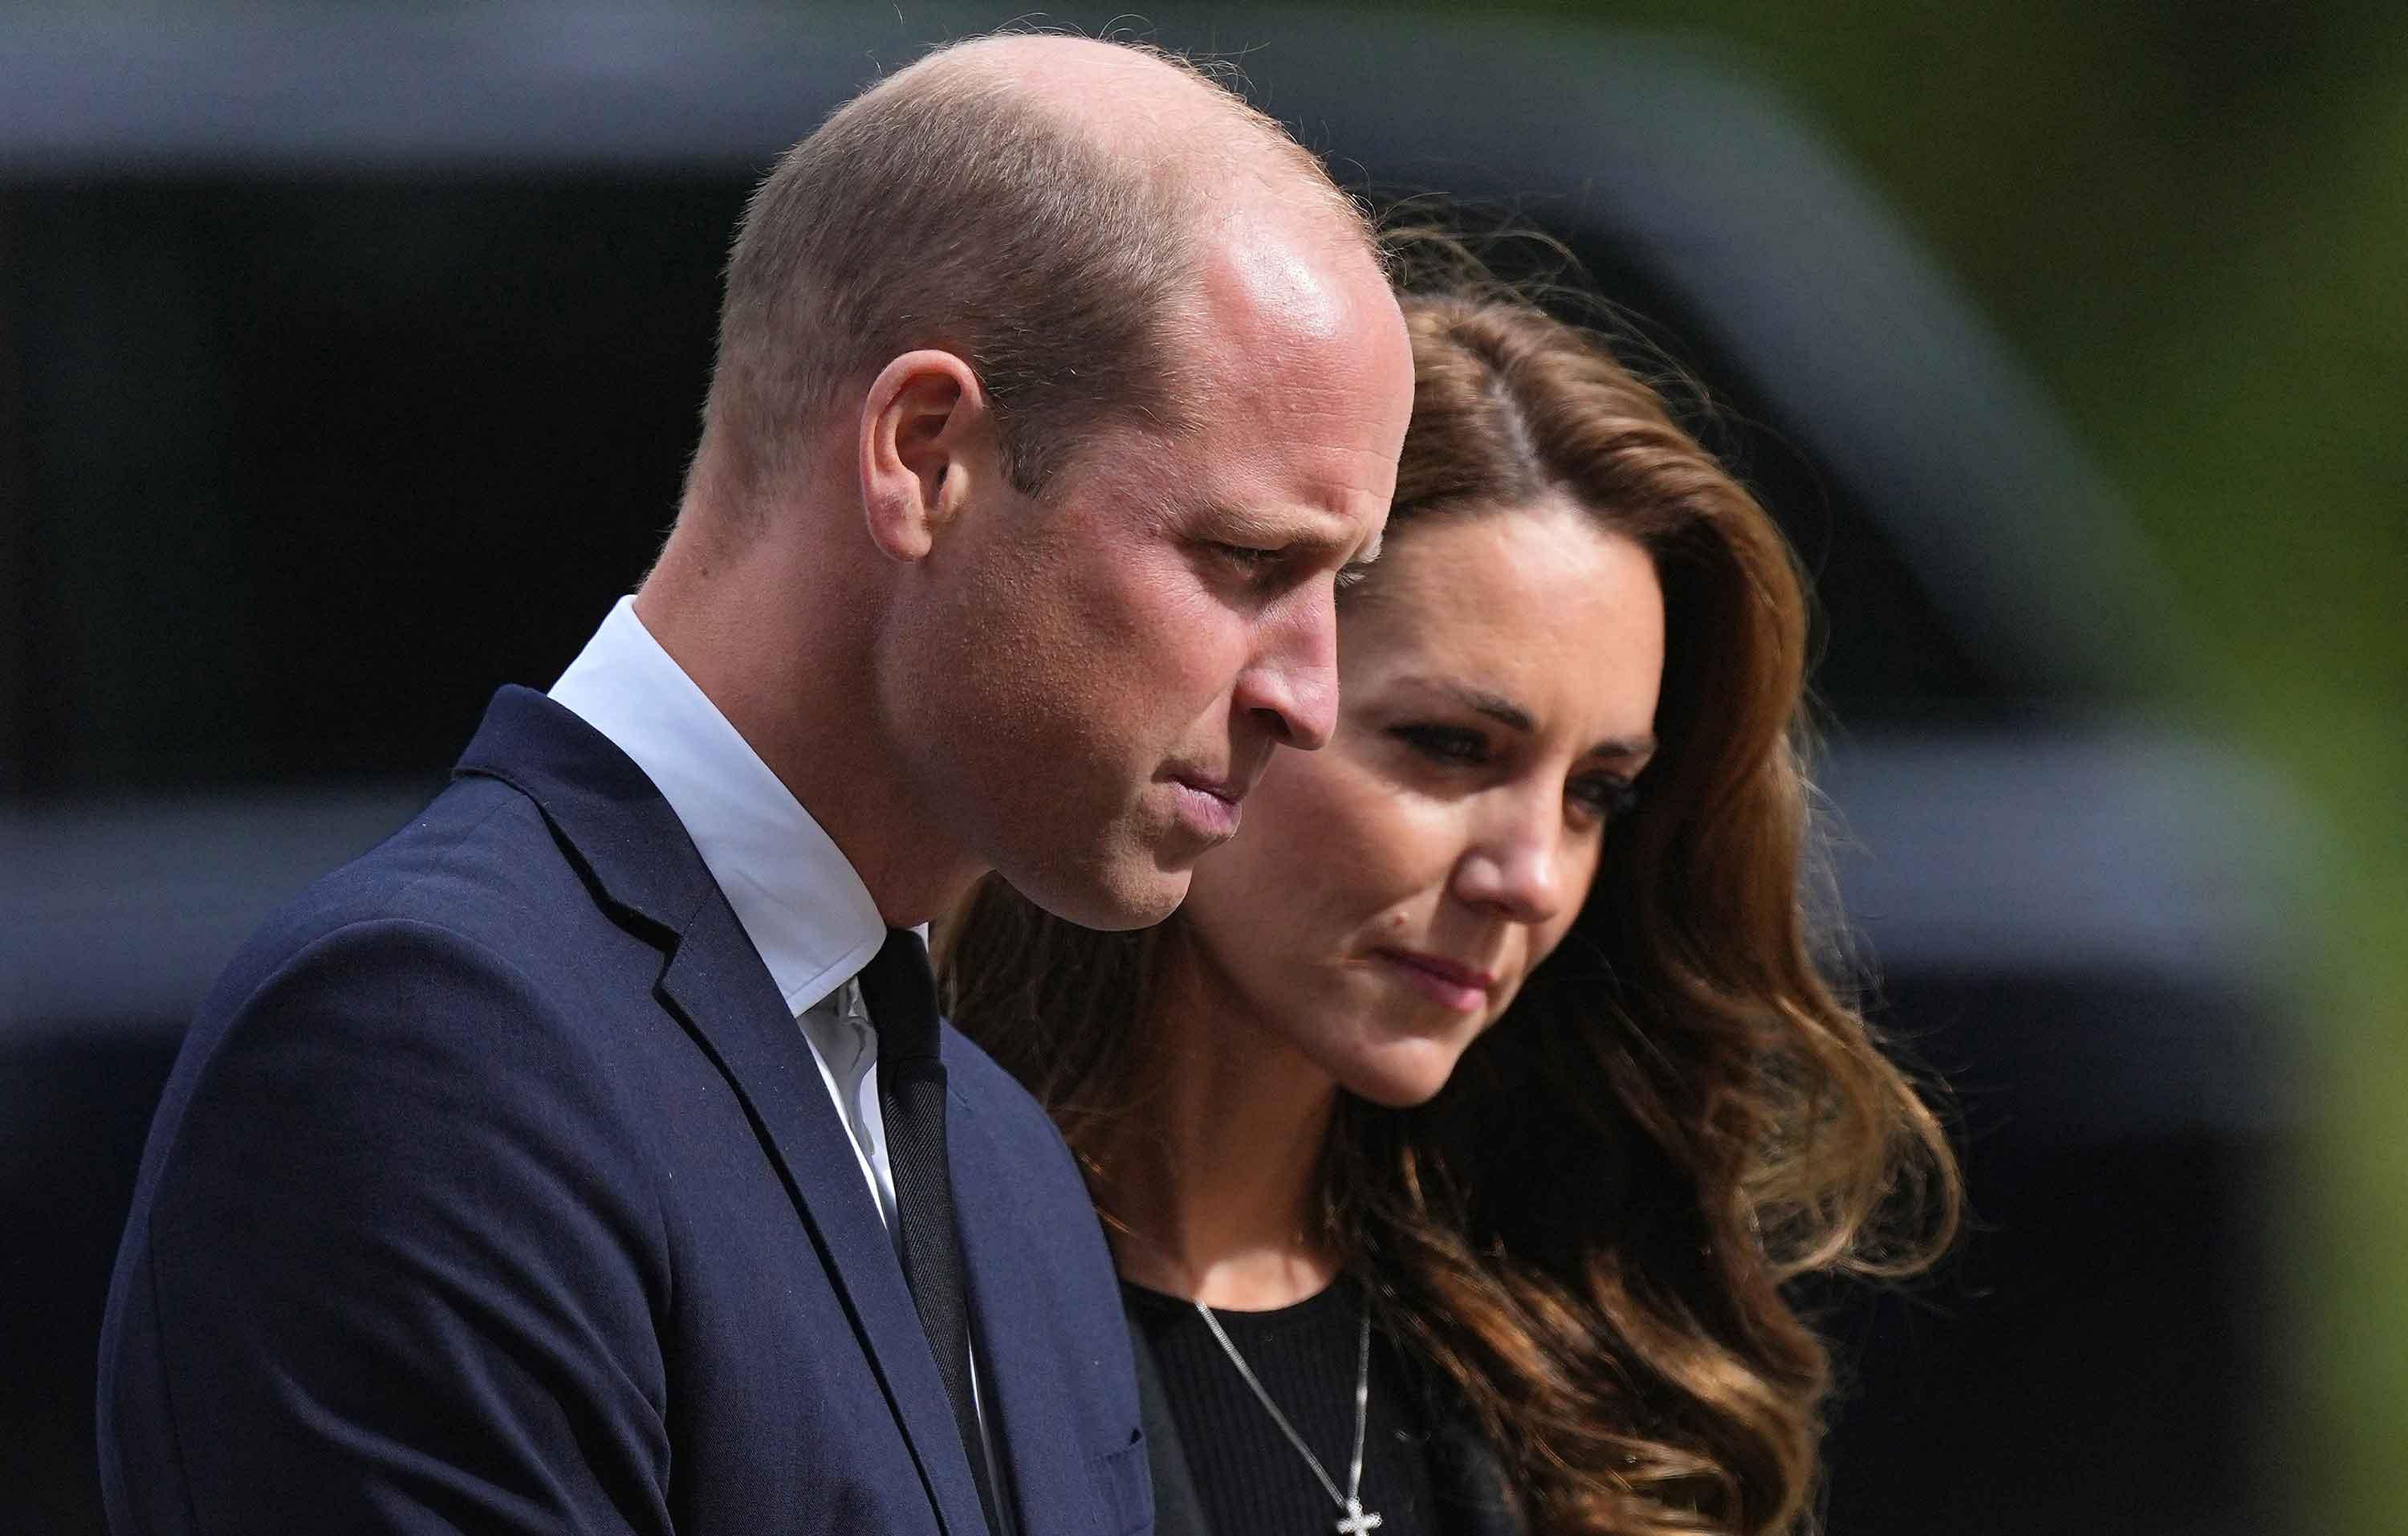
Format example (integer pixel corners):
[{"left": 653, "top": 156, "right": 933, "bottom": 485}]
[
  {"left": 1245, "top": 749, "right": 1463, "bottom": 949},
  {"left": 1293, "top": 744, "right": 1419, "bottom": 838}
]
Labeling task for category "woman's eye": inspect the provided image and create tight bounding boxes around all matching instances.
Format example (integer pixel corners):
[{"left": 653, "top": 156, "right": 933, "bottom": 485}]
[
  {"left": 1569, "top": 773, "right": 1640, "bottom": 823},
  {"left": 1391, "top": 724, "right": 1490, "bottom": 765}
]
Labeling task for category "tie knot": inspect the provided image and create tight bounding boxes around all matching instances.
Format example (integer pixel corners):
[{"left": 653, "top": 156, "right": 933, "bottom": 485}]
[{"left": 856, "top": 927, "right": 942, "bottom": 1062}]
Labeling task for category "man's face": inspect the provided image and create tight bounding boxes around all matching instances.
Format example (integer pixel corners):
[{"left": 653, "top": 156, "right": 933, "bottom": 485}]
[{"left": 881, "top": 236, "right": 1414, "bottom": 930}]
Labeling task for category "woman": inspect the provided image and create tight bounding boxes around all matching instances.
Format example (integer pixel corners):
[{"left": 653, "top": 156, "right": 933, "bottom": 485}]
[{"left": 941, "top": 286, "right": 1959, "bottom": 1536}]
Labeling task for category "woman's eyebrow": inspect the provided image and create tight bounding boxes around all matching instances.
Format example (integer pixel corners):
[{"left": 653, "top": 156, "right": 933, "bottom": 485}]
[
  {"left": 1396, "top": 675, "right": 1656, "bottom": 757},
  {"left": 1395, "top": 675, "right": 1532, "bottom": 732},
  {"left": 1587, "top": 734, "right": 1658, "bottom": 762}
]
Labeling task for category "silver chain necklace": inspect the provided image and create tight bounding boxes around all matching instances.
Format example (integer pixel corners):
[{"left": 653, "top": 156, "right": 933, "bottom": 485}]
[{"left": 1191, "top": 1295, "right": 1384, "bottom": 1535}]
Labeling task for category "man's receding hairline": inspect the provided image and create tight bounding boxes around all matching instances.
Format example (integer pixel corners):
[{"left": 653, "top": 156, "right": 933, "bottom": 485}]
[
  {"left": 879, "top": 33, "right": 1357, "bottom": 236},
  {"left": 856, "top": 31, "right": 1375, "bottom": 462},
  {"left": 685, "top": 30, "right": 1375, "bottom": 518}
]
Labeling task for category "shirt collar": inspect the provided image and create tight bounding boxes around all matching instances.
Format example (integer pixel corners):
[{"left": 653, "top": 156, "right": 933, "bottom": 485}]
[{"left": 548, "top": 595, "right": 884, "bottom": 1015}]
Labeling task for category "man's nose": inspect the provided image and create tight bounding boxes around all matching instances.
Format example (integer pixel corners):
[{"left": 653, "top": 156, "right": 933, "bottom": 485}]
[{"left": 1232, "top": 593, "right": 1339, "bottom": 752}]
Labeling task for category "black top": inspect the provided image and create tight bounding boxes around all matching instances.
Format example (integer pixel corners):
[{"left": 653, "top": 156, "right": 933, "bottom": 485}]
[{"left": 1123, "top": 1277, "right": 1442, "bottom": 1536}]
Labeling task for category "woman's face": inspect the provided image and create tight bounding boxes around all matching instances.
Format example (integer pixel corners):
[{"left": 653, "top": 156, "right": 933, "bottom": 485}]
[{"left": 1173, "top": 495, "right": 1665, "bottom": 1108}]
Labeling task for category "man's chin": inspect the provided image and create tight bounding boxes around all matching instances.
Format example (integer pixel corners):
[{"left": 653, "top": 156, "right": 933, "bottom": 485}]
[
  {"left": 1083, "top": 862, "right": 1192, "bottom": 931},
  {"left": 1007, "top": 855, "right": 1190, "bottom": 933}
]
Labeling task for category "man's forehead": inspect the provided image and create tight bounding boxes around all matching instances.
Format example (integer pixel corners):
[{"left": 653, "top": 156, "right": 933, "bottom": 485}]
[{"left": 1202, "top": 229, "right": 1365, "bottom": 349}]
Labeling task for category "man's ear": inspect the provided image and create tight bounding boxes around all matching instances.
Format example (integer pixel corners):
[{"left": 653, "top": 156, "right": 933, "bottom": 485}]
[{"left": 858, "top": 349, "right": 997, "bottom": 563}]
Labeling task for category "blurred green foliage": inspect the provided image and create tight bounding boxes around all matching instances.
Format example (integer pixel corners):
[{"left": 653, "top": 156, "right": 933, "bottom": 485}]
[{"left": 1422, "top": 0, "right": 2408, "bottom": 1526}]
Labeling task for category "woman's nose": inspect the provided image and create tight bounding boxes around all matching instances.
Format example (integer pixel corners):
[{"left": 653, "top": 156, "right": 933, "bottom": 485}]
[{"left": 1450, "top": 799, "right": 1568, "bottom": 927}]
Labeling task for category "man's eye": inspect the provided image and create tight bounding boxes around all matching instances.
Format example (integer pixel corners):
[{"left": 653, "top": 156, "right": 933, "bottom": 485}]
[
  {"left": 1391, "top": 724, "right": 1489, "bottom": 765},
  {"left": 1212, "top": 542, "right": 1285, "bottom": 570}
]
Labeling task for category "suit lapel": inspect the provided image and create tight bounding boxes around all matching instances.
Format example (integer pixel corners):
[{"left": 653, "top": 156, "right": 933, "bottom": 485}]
[
  {"left": 455, "top": 687, "right": 991, "bottom": 1536},
  {"left": 656, "top": 907, "right": 992, "bottom": 1536},
  {"left": 947, "top": 1089, "right": 1114, "bottom": 1536}
]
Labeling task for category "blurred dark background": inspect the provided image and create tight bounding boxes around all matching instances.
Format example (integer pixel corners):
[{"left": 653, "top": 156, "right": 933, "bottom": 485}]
[{"left": 6, "top": 5, "right": 2400, "bottom": 1534}]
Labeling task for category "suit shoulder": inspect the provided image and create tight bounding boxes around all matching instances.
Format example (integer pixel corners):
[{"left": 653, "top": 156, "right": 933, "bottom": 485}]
[
  {"left": 142, "top": 886, "right": 669, "bottom": 1286},
  {"left": 169, "top": 776, "right": 641, "bottom": 1164},
  {"left": 213, "top": 774, "right": 593, "bottom": 1001}
]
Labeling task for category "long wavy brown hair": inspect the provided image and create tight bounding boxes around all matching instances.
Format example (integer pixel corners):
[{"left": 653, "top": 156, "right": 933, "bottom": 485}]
[{"left": 939, "top": 285, "right": 1959, "bottom": 1535}]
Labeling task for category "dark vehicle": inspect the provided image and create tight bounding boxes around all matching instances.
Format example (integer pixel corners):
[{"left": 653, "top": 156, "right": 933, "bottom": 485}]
[{"left": 3, "top": 10, "right": 2299, "bottom": 1534}]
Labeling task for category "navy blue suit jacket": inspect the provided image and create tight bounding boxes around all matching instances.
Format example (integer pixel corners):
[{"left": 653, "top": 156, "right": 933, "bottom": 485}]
[{"left": 98, "top": 687, "right": 1150, "bottom": 1536}]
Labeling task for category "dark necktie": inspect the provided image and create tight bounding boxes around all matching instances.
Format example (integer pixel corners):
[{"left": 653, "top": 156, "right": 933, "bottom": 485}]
[{"left": 855, "top": 928, "right": 1001, "bottom": 1534}]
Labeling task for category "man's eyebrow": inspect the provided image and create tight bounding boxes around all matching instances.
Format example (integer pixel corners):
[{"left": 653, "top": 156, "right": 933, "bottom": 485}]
[{"left": 1206, "top": 504, "right": 1381, "bottom": 568}]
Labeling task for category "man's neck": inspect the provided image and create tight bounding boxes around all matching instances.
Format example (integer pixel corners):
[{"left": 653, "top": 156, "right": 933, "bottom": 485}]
[{"left": 633, "top": 529, "right": 982, "bottom": 928}]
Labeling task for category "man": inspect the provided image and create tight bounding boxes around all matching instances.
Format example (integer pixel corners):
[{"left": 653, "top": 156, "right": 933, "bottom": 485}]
[{"left": 97, "top": 33, "right": 1413, "bottom": 1536}]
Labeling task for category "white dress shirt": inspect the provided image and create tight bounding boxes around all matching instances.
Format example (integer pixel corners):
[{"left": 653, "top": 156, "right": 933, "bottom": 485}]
[
  {"left": 549, "top": 595, "right": 1011, "bottom": 1526},
  {"left": 551, "top": 596, "right": 895, "bottom": 1223}
]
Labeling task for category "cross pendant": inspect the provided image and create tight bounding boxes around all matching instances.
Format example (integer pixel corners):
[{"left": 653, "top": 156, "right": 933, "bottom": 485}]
[{"left": 1336, "top": 1499, "right": 1384, "bottom": 1534}]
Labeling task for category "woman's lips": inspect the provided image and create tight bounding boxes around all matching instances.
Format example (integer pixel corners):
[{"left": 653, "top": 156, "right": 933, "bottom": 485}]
[{"left": 1373, "top": 947, "right": 1497, "bottom": 1012}]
